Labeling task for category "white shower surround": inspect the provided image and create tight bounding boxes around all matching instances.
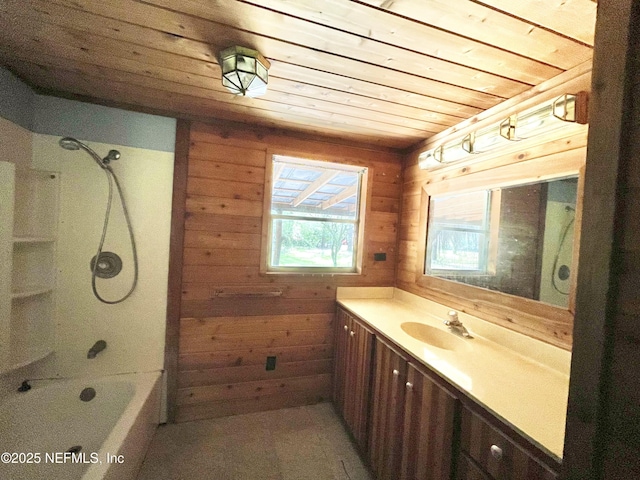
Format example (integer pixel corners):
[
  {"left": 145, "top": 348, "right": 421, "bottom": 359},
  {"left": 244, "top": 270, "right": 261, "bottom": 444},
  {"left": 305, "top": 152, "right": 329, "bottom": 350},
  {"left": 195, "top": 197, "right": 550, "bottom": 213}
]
[{"left": 33, "top": 134, "right": 173, "bottom": 380}]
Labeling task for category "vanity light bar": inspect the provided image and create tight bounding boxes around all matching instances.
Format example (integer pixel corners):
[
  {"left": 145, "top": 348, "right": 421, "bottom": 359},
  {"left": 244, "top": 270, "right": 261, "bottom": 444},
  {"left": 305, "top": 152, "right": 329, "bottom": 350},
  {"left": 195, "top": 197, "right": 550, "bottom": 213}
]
[{"left": 418, "top": 92, "right": 589, "bottom": 170}]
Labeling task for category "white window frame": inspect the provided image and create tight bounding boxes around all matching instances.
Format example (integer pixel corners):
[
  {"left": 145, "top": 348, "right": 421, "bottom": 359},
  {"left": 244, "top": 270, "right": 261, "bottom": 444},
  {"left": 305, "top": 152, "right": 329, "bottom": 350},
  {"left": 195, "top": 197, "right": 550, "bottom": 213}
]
[
  {"left": 260, "top": 152, "right": 368, "bottom": 275},
  {"left": 425, "top": 189, "right": 501, "bottom": 276}
]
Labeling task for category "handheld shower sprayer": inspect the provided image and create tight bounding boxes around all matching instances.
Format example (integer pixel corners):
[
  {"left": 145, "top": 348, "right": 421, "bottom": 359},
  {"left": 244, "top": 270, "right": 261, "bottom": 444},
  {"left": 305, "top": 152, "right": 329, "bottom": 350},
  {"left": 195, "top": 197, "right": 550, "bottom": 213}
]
[
  {"left": 59, "top": 137, "right": 113, "bottom": 169},
  {"left": 58, "top": 137, "right": 138, "bottom": 304}
]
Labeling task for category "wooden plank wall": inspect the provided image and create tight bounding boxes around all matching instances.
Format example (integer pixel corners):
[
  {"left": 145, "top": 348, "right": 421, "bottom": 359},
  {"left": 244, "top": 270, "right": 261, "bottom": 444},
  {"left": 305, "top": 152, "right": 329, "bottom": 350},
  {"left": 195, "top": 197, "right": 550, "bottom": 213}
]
[{"left": 174, "top": 121, "right": 402, "bottom": 422}]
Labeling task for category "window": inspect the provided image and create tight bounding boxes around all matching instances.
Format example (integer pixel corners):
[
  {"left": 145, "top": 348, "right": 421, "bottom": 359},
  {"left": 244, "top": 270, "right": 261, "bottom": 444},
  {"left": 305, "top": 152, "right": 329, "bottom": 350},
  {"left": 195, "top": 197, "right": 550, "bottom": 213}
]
[
  {"left": 263, "top": 155, "right": 367, "bottom": 273},
  {"left": 425, "top": 189, "right": 500, "bottom": 275}
]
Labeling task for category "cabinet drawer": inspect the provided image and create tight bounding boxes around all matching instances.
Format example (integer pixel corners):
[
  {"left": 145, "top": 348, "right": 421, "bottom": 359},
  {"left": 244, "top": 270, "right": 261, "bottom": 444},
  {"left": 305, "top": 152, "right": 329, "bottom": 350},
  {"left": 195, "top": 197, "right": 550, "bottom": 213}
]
[
  {"left": 457, "top": 452, "right": 491, "bottom": 480},
  {"left": 460, "top": 408, "right": 558, "bottom": 480}
]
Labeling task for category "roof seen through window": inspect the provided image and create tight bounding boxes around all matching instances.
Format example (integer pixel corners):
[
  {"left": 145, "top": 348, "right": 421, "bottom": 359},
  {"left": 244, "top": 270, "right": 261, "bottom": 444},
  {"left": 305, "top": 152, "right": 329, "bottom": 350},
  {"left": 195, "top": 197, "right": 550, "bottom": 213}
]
[{"left": 271, "top": 157, "right": 362, "bottom": 219}]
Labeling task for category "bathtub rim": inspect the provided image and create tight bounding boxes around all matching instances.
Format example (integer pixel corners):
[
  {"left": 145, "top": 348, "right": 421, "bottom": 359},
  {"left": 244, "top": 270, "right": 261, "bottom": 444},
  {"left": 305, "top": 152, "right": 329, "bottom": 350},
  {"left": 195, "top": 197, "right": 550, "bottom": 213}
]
[{"left": 81, "top": 370, "right": 161, "bottom": 480}]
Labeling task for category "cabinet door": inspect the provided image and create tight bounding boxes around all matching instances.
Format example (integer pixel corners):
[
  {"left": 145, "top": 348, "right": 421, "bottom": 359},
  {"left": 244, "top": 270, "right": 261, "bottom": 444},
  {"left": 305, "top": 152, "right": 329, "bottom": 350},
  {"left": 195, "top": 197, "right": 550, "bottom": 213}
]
[
  {"left": 401, "top": 363, "right": 459, "bottom": 480},
  {"left": 333, "top": 307, "right": 350, "bottom": 415},
  {"left": 345, "top": 315, "right": 374, "bottom": 450},
  {"left": 369, "top": 338, "right": 408, "bottom": 480},
  {"left": 333, "top": 308, "right": 374, "bottom": 451},
  {"left": 342, "top": 314, "right": 358, "bottom": 432}
]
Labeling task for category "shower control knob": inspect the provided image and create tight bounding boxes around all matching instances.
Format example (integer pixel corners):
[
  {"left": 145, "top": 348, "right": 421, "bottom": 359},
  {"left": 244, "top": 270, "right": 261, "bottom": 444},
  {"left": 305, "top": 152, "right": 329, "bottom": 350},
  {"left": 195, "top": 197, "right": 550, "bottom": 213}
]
[{"left": 558, "top": 265, "right": 571, "bottom": 280}]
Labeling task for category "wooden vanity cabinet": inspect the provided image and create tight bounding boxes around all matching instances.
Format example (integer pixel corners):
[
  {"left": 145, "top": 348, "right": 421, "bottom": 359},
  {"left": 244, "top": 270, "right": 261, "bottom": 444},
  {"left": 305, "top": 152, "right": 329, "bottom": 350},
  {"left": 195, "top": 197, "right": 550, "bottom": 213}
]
[
  {"left": 334, "top": 305, "right": 559, "bottom": 480},
  {"left": 400, "top": 363, "right": 460, "bottom": 480},
  {"left": 333, "top": 307, "right": 375, "bottom": 451},
  {"left": 368, "top": 337, "right": 409, "bottom": 480},
  {"left": 458, "top": 407, "right": 558, "bottom": 480}
]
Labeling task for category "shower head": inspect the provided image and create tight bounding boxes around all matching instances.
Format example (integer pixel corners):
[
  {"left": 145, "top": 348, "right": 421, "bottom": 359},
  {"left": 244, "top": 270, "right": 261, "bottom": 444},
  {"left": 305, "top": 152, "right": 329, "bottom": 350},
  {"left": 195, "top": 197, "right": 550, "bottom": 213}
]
[
  {"left": 59, "top": 137, "right": 81, "bottom": 151},
  {"left": 58, "top": 136, "right": 108, "bottom": 169}
]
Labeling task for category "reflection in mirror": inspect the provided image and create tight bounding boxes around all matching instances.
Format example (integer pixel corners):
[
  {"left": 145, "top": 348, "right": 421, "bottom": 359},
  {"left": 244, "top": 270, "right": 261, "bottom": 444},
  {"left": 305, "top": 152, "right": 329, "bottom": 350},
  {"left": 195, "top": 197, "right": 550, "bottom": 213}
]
[{"left": 425, "top": 177, "right": 578, "bottom": 308}]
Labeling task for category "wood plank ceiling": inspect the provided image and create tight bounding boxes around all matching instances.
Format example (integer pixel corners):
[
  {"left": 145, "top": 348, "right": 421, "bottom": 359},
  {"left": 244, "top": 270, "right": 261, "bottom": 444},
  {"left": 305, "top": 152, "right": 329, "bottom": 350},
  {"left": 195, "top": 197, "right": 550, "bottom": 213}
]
[{"left": 0, "top": 0, "right": 596, "bottom": 150}]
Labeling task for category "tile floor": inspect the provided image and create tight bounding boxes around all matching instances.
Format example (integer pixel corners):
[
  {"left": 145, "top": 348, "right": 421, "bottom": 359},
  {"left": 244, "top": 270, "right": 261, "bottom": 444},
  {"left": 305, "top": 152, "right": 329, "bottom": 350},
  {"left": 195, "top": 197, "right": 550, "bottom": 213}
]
[{"left": 137, "top": 403, "right": 372, "bottom": 480}]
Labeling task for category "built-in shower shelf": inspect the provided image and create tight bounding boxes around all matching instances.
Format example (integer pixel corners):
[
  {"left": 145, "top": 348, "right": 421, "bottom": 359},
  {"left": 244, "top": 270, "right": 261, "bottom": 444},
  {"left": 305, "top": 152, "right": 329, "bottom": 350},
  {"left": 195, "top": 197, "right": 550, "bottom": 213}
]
[
  {"left": 1, "top": 163, "right": 59, "bottom": 375},
  {"left": 13, "top": 236, "right": 56, "bottom": 244},
  {"left": 11, "top": 287, "right": 53, "bottom": 300}
]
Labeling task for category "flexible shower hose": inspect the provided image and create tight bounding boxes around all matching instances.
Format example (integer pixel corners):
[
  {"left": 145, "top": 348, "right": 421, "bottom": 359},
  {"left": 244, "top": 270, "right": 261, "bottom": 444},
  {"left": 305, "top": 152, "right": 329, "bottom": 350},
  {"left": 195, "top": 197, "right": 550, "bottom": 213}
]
[
  {"left": 91, "top": 166, "right": 138, "bottom": 304},
  {"left": 551, "top": 215, "right": 574, "bottom": 296}
]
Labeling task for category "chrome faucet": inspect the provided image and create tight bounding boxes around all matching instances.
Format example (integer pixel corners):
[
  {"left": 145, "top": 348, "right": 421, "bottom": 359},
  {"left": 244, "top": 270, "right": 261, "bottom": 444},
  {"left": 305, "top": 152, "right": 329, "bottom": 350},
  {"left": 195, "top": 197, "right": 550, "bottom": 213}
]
[
  {"left": 87, "top": 340, "right": 107, "bottom": 359},
  {"left": 443, "top": 311, "right": 473, "bottom": 339}
]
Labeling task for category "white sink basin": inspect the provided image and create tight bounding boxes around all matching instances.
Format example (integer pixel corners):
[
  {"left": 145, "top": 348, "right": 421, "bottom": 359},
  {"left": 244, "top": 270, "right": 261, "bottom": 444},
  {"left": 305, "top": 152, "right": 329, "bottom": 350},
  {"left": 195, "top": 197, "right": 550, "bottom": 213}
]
[{"left": 400, "top": 322, "right": 470, "bottom": 351}]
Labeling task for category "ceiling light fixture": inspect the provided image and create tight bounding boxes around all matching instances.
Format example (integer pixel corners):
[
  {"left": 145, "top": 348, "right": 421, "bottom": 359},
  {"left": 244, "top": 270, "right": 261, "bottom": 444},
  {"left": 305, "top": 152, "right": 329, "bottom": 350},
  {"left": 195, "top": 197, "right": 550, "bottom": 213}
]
[{"left": 218, "top": 46, "right": 271, "bottom": 98}]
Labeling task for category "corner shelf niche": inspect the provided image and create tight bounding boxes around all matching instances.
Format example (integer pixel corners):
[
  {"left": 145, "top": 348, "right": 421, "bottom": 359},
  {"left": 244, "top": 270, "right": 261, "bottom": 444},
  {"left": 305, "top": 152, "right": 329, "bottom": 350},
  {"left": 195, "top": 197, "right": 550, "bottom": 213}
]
[{"left": 0, "top": 163, "right": 59, "bottom": 374}]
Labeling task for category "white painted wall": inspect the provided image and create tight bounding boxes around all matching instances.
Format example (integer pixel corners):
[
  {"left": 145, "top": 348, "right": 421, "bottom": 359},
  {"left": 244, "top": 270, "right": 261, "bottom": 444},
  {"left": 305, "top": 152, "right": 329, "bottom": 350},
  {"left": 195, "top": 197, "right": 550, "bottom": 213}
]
[{"left": 33, "top": 135, "right": 174, "bottom": 378}]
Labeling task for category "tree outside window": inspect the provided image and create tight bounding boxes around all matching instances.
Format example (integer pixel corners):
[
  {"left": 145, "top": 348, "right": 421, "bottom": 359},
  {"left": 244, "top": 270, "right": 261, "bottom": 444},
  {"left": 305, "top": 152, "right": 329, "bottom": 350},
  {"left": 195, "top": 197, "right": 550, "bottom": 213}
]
[{"left": 265, "top": 155, "right": 366, "bottom": 273}]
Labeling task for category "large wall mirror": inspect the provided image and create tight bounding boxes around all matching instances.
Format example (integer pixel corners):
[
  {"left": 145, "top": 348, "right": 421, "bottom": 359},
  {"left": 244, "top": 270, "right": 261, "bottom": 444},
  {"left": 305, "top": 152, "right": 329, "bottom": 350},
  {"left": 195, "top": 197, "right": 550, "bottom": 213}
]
[
  {"left": 425, "top": 176, "right": 578, "bottom": 308},
  {"left": 415, "top": 152, "right": 585, "bottom": 348}
]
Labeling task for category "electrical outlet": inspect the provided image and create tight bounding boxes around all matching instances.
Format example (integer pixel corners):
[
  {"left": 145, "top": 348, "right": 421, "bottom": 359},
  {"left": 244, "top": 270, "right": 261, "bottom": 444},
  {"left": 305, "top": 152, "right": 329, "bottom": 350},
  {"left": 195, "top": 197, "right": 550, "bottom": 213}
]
[{"left": 266, "top": 356, "right": 276, "bottom": 371}]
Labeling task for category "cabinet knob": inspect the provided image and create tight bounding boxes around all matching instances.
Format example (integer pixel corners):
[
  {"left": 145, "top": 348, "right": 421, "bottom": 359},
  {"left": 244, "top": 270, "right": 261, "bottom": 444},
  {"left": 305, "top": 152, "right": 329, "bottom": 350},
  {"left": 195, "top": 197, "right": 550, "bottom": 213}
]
[
  {"left": 392, "top": 369, "right": 399, "bottom": 377},
  {"left": 350, "top": 331, "right": 355, "bottom": 337},
  {"left": 405, "top": 382, "right": 413, "bottom": 391},
  {"left": 490, "top": 445, "right": 503, "bottom": 461},
  {"left": 343, "top": 325, "right": 348, "bottom": 331}
]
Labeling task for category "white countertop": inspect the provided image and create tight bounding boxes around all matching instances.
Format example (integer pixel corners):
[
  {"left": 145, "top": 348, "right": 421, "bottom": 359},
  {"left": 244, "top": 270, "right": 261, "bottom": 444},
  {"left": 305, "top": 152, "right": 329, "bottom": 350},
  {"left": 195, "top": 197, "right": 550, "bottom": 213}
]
[{"left": 336, "top": 287, "right": 571, "bottom": 461}]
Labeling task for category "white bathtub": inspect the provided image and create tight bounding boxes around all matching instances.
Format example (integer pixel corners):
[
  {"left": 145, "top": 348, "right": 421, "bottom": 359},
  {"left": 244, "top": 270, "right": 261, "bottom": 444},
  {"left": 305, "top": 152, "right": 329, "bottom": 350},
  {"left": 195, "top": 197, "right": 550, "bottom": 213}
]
[{"left": 0, "top": 371, "right": 161, "bottom": 480}]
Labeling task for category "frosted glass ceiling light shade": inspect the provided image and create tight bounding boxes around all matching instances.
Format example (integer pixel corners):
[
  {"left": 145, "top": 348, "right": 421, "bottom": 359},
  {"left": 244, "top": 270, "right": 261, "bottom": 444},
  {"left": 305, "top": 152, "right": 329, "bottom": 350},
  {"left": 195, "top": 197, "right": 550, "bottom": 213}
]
[
  {"left": 437, "top": 141, "right": 469, "bottom": 164},
  {"left": 218, "top": 46, "right": 271, "bottom": 97},
  {"left": 504, "top": 92, "right": 588, "bottom": 141},
  {"left": 418, "top": 149, "right": 441, "bottom": 170},
  {"left": 418, "top": 140, "right": 468, "bottom": 169},
  {"left": 462, "top": 122, "right": 511, "bottom": 155}
]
